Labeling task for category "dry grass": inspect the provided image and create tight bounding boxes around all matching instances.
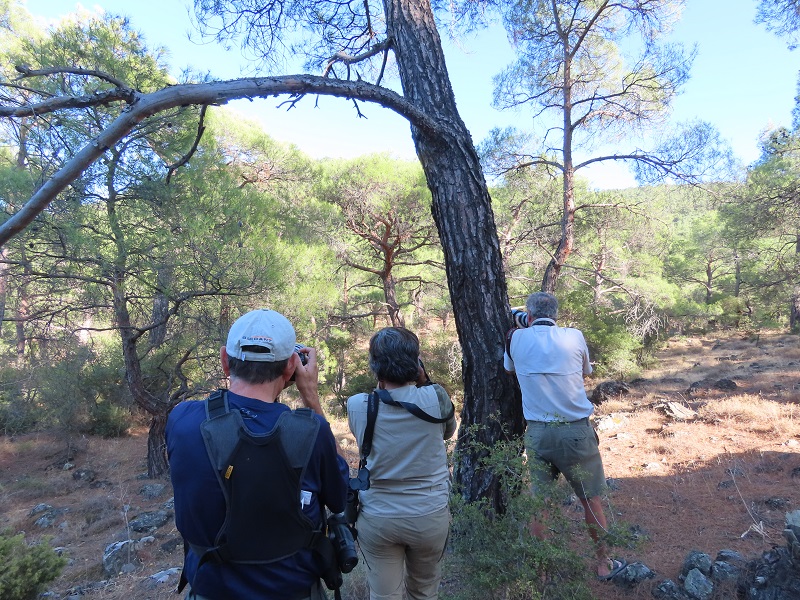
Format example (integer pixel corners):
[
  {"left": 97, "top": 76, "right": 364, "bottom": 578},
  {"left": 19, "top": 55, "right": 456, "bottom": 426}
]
[
  {"left": 584, "top": 331, "right": 800, "bottom": 599},
  {"left": 0, "top": 330, "right": 798, "bottom": 600}
]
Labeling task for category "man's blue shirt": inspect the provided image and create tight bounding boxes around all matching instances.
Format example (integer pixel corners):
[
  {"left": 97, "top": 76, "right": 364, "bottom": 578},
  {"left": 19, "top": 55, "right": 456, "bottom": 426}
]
[{"left": 166, "top": 391, "right": 349, "bottom": 599}]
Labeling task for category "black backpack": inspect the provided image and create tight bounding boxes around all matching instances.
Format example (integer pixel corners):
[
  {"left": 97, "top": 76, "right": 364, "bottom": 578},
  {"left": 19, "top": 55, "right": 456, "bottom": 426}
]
[{"left": 178, "top": 390, "right": 340, "bottom": 595}]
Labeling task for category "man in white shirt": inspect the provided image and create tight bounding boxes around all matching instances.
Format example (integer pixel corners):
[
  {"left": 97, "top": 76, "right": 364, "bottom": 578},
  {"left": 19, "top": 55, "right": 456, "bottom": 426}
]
[{"left": 504, "top": 292, "right": 625, "bottom": 580}]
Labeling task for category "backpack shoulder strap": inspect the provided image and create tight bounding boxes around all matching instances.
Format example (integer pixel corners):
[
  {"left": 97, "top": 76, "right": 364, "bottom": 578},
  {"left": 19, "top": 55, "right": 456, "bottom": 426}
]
[
  {"left": 201, "top": 390, "right": 244, "bottom": 472},
  {"left": 276, "top": 407, "right": 320, "bottom": 473},
  {"left": 205, "top": 389, "right": 229, "bottom": 420}
]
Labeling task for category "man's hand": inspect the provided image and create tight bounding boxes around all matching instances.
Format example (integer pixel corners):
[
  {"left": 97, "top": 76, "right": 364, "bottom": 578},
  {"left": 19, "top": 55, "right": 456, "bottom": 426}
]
[{"left": 292, "top": 347, "right": 324, "bottom": 416}]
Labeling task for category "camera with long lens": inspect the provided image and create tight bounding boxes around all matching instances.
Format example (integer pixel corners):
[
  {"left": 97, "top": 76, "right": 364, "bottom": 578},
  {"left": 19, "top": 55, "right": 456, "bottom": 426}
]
[{"left": 327, "top": 512, "right": 358, "bottom": 573}]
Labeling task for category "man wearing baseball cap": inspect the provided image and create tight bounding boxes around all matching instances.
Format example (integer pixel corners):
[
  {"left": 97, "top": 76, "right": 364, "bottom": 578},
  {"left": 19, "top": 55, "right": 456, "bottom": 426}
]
[{"left": 167, "top": 309, "right": 349, "bottom": 599}]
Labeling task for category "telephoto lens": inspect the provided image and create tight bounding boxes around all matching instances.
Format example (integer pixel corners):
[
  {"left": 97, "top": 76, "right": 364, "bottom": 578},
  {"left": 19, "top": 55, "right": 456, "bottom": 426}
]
[{"left": 328, "top": 513, "right": 358, "bottom": 573}]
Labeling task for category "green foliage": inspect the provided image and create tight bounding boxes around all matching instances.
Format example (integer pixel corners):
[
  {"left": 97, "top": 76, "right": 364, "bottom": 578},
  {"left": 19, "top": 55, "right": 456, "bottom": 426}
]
[
  {"left": 312, "top": 154, "right": 444, "bottom": 327},
  {"left": 88, "top": 401, "right": 131, "bottom": 438},
  {"left": 446, "top": 433, "right": 592, "bottom": 600},
  {"left": 0, "top": 531, "right": 66, "bottom": 600},
  {"left": 0, "top": 366, "right": 38, "bottom": 435},
  {"left": 32, "top": 342, "right": 128, "bottom": 434},
  {"left": 0, "top": 336, "right": 131, "bottom": 436},
  {"left": 419, "top": 329, "right": 464, "bottom": 405}
]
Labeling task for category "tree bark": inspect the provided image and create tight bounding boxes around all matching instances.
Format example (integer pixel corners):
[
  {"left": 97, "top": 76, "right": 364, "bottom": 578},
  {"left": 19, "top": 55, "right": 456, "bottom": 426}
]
[
  {"left": 15, "top": 249, "right": 30, "bottom": 360},
  {"left": 382, "top": 273, "right": 405, "bottom": 328},
  {"left": 149, "top": 265, "right": 172, "bottom": 348},
  {"left": 147, "top": 412, "right": 170, "bottom": 478},
  {"left": 385, "top": 0, "right": 524, "bottom": 509},
  {"left": 0, "top": 247, "right": 6, "bottom": 335},
  {"left": 107, "top": 175, "right": 170, "bottom": 477},
  {"left": 114, "top": 275, "right": 171, "bottom": 477},
  {"left": 791, "top": 289, "right": 800, "bottom": 333}
]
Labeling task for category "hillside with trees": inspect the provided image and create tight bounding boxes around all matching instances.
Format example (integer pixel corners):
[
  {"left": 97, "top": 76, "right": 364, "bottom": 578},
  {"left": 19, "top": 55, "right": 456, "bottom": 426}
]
[{"left": 1, "top": 1, "right": 799, "bottom": 598}]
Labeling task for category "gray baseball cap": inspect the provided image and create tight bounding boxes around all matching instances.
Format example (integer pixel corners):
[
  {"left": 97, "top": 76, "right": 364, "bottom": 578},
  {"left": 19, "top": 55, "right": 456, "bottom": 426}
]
[{"left": 225, "top": 309, "right": 296, "bottom": 362}]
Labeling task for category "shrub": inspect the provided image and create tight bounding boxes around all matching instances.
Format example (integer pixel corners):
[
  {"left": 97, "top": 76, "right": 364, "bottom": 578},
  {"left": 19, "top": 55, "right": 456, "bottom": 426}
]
[
  {"left": 7, "top": 339, "right": 132, "bottom": 436},
  {"left": 88, "top": 401, "right": 131, "bottom": 438},
  {"left": 445, "top": 433, "right": 592, "bottom": 600},
  {"left": 0, "top": 385, "right": 39, "bottom": 435},
  {"left": 0, "top": 530, "right": 66, "bottom": 600}
]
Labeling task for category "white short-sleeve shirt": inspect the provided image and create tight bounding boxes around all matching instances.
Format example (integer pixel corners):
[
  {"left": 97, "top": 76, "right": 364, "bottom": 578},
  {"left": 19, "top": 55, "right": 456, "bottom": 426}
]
[{"left": 504, "top": 323, "right": 594, "bottom": 422}]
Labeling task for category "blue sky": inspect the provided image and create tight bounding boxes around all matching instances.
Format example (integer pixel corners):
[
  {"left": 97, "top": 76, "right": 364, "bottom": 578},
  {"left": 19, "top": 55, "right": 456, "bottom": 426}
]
[{"left": 20, "top": 0, "right": 800, "bottom": 188}]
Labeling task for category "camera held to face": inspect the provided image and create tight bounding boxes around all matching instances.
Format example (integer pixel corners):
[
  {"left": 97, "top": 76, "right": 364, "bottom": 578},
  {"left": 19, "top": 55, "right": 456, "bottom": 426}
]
[{"left": 289, "top": 343, "right": 308, "bottom": 381}]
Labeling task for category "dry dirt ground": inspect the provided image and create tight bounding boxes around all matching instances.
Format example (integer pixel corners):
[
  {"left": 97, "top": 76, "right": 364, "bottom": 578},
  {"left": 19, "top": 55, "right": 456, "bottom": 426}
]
[{"left": 1, "top": 330, "right": 799, "bottom": 600}]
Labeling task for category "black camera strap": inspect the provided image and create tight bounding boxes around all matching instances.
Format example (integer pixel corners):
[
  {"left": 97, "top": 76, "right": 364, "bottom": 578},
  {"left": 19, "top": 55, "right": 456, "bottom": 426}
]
[
  {"left": 354, "top": 385, "right": 453, "bottom": 480},
  {"left": 358, "top": 390, "right": 380, "bottom": 470},
  {"left": 374, "top": 388, "right": 454, "bottom": 424}
]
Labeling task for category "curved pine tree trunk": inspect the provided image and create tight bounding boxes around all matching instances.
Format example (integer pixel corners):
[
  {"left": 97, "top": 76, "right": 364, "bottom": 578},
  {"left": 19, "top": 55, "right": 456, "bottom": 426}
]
[{"left": 385, "top": 0, "right": 524, "bottom": 509}]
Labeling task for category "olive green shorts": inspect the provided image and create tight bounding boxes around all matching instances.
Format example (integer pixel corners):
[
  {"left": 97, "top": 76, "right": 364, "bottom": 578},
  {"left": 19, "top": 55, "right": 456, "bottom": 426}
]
[{"left": 524, "top": 418, "right": 606, "bottom": 499}]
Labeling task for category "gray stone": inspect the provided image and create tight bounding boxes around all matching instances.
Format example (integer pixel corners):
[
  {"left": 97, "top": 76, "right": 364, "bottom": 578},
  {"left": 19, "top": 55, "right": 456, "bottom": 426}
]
[
  {"left": 682, "top": 551, "right": 713, "bottom": 576},
  {"left": 612, "top": 561, "right": 656, "bottom": 588},
  {"left": 140, "top": 483, "right": 166, "bottom": 499},
  {"left": 784, "top": 510, "right": 800, "bottom": 560},
  {"left": 590, "top": 380, "right": 630, "bottom": 405},
  {"left": 140, "top": 567, "right": 182, "bottom": 590},
  {"left": 34, "top": 514, "right": 56, "bottom": 528},
  {"left": 29, "top": 503, "right": 53, "bottom": 517},
  {"left": 711, "top": 560, "right": 740, "bottom": 582},
  {"left": 72, "top": 468, "right": 97, "bottom": 482},
  {"left": 128, "top": 510, "right": 171, "bottom": 533},
  {"left": 102, "top": 540, "right": 139, "bottom": 577},
  {"left": 652, "top": 579, "right": 692, "bottom": 600},
  {"left": 715, "top": 549, "right": 745, "bottom": 564},
  {"left": 160, "top": 537, "right": 183, "bottom": 554},
  {"left": 684, "top": 568, "right": 714, "bottom": 600},
  {"left": 713, "top": 378, "right": 738, "bottom": 391}
]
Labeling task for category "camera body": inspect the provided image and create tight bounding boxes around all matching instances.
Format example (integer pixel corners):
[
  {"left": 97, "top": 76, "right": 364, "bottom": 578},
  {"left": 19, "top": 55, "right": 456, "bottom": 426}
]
[
  {"left": 295, "top": 343, "right": 308, "bottom": 366},
  {"left": 289, "top": 344, "right": 308, "bottom": 381}
]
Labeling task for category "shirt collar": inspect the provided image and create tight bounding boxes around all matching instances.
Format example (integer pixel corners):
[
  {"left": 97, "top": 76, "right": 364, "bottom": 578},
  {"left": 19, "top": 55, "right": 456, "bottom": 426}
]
[{"left": 531, "top": 318, "right": 556, "bottom": 326}]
